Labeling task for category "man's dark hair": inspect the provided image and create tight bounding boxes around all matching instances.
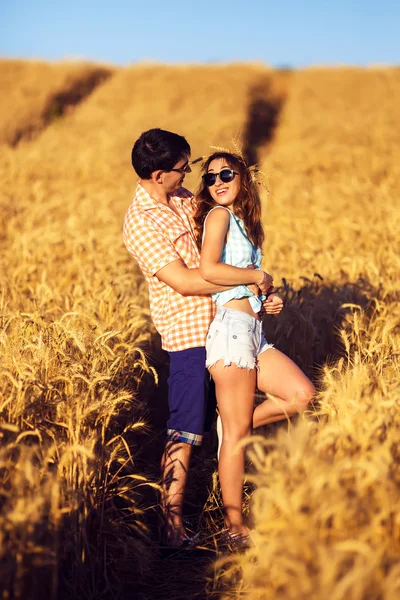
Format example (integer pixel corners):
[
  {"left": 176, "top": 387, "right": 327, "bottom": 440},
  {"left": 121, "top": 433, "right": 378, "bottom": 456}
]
[{"left": 131, "top": 128, "right": 191, "bottom": 179}]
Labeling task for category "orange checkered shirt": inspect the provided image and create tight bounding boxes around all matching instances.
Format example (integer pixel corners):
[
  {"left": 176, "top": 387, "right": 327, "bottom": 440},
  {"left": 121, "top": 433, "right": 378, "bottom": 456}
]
[{"left": 122, "top": 182, "right": 215, "bottom": 352}]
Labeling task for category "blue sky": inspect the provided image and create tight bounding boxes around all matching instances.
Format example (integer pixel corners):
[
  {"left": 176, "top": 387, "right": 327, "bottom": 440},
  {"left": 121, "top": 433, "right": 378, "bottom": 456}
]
[{"left": 1, "top": 0, "right": 399, "bottom": 68}]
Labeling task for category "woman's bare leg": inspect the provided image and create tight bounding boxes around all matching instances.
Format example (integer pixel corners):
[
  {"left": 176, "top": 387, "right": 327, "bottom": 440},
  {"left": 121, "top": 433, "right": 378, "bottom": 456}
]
[
  {"left": 253, "top": 349, "right": 315, "bottom": 428},
  {"left": 210, "top": 361, "right": 256, "bottom": 535}
]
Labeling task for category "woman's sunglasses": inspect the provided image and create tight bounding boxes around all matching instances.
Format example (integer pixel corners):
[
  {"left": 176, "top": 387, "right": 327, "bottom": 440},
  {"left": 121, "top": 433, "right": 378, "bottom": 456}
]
[{"left": 202, "top": 169, "right": 238, "bottom": 187}]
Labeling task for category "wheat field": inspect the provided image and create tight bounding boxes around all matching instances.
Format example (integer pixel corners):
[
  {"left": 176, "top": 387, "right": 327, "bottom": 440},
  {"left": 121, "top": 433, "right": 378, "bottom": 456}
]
[{"left": 0, "top": 59, "right": 399, "bottom": 599}]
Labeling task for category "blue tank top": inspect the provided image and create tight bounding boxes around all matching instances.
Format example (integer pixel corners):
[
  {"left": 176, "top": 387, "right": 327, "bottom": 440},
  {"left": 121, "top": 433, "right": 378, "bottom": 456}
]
[{"left": 202, "top": 206, "right": 264, "bottom": 313}]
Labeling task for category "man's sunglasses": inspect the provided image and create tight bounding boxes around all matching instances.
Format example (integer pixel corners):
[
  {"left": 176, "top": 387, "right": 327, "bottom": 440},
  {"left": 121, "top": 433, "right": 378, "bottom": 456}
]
[
  {"left": 169, "top": 162, "right": 192, "bottom": 174},
  {"left": 202, "top": 169, "right": 238, "bottom": 187}
]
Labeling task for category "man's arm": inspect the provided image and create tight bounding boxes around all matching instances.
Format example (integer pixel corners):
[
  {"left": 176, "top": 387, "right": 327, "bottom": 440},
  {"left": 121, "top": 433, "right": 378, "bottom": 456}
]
[
  {"left": 156, "top": 259, "right": 232, "bottom": 296},
  {"left": 124, "top": 209, "right": 258, "bottom": 296}
]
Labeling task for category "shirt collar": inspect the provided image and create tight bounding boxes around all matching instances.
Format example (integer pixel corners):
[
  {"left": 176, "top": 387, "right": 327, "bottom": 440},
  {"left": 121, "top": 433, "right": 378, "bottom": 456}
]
[{"left": 135, "top": 181, "right": 161, "bottom": 211}]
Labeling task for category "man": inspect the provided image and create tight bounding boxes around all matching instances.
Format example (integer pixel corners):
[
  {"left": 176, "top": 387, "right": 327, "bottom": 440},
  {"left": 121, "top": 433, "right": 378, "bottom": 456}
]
[{"left": 122, "top": 128, "right": 272, "bottom": 548}]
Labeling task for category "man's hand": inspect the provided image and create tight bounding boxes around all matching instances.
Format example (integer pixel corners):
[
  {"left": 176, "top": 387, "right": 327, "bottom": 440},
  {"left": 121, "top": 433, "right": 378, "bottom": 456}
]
[{"left": 260, "top": 292, "right": 284, "bottom": 316}]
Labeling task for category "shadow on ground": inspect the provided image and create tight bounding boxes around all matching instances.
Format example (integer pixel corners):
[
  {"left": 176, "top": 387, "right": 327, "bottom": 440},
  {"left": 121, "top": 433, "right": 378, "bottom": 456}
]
[{"left": 263, "top": 275, "right": 375, "bottom": 380}]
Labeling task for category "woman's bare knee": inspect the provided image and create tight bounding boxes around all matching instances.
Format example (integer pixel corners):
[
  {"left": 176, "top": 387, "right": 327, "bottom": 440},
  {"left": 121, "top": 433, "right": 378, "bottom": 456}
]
[
  {"left": 221, "top": 422, "right": 251, "bottom": 444},
  {"left": 293, "top": 384, "right": 315, "bottom": 411}
]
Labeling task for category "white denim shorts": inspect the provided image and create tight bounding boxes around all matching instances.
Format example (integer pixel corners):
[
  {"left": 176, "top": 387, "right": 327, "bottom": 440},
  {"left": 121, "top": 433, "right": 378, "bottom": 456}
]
[{"left": 205, "top": 306, "right": 274, "bottom": 370}]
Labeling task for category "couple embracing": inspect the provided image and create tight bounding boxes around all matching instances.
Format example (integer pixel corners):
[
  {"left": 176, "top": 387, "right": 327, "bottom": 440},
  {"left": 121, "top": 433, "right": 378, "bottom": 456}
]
[{"left": 123, "top": 128, "right": 315, "bottom": 549}]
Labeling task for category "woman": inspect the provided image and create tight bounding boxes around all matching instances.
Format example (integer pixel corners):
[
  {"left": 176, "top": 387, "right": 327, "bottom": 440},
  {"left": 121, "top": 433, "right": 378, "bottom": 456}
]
[{"left": 194, "top": 152, "right": 315, "bottom": 543}]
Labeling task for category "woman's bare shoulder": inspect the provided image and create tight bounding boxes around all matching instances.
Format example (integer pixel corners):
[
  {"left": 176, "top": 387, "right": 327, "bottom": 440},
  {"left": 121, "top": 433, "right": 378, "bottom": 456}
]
[{"left": 204, "top": 205, "right": 231, "bottom": 223}]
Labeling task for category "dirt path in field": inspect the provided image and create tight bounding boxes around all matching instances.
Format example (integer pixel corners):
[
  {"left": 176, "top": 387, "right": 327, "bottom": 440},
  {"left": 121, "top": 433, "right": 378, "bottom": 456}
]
[
  {"left": 7, "top": 66, "right": 113, "bottom": 147},
  {"left": 243, "top": 74, "right": 289, "bottom": 165}
]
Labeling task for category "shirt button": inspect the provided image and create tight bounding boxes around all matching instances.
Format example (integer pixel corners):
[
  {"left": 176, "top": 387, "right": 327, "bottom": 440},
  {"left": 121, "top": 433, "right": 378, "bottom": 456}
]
[{"left": 233, "top": 335, "right": 237, "bottom": 339}]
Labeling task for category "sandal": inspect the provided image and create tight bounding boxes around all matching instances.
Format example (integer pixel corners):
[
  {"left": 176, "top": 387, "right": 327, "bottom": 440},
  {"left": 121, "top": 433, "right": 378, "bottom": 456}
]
[
  {"left": 160, "top": 526, "right": 201, "bottom": 549},
  {"left": 220, "top": 528, "right": 253, "bottom": 551}
]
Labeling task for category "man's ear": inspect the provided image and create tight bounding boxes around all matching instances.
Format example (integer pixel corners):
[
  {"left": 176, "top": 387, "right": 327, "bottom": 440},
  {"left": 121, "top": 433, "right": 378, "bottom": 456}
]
[{"left": 152, "top": 170, "right": 164, "bottom": 184}]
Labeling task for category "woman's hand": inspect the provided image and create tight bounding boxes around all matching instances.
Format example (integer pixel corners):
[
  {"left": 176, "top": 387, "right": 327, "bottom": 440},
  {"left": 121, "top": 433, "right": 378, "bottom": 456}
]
[
  {"left": 245, "top": 265, "right": 259, "bottom": 296},
  {"left": 260, "top": 293, "right": 284, "bottom": 316},
  {"left": 256, "top": 270, "right": 274, "bottom": 294}
]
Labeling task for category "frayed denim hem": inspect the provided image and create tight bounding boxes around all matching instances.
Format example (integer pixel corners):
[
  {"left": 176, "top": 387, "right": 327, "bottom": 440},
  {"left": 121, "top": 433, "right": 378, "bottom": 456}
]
[
  {"left": 206, "top": 344, "right": 275, "bottom": 372},
  {"left": 206, "top": 356, "right": 256, "bottom": 370}
]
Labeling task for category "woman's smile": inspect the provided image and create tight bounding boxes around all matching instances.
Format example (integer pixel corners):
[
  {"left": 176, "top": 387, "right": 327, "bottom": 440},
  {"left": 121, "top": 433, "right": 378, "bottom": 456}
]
[{"left": 207, "top": 158, "right": 240, "bottom": 206}]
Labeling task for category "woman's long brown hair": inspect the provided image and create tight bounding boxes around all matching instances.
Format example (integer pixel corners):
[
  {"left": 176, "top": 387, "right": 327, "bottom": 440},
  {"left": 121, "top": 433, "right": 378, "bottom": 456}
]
[{"left": 193, "top": 152, "right": 264, "bottom": 251}]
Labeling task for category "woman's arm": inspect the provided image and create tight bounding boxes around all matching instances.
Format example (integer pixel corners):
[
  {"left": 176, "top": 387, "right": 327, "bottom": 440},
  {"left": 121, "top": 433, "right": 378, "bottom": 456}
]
[
  {"left": 156, "top": 259, "right": 233, "bottom": 296},
  {"left": 199, "top": 208, "right": 272, "bottom": 292}
]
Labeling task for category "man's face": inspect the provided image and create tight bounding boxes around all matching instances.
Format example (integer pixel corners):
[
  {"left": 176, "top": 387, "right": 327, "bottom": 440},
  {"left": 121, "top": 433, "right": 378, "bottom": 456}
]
[{"left": 163, "top": 155, "right": 191, "bottom": 193}]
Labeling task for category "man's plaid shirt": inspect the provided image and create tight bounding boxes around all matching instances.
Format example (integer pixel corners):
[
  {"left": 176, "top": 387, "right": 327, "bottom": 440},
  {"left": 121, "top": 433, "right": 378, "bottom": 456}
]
[{"left": 122, "top": 182, "right": 215, "bottom": 352}]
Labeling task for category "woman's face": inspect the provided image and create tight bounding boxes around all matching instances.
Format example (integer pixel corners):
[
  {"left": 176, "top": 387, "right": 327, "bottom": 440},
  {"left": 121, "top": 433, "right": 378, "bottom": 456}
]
[{"left": 206, "top": 158, "right": 241, "bottom": 207}]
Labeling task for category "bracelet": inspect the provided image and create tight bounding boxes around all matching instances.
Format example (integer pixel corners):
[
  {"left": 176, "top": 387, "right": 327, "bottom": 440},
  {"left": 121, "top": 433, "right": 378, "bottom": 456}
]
[{"left": 257, "top": 270, "right": 268, "bottom": 286}]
